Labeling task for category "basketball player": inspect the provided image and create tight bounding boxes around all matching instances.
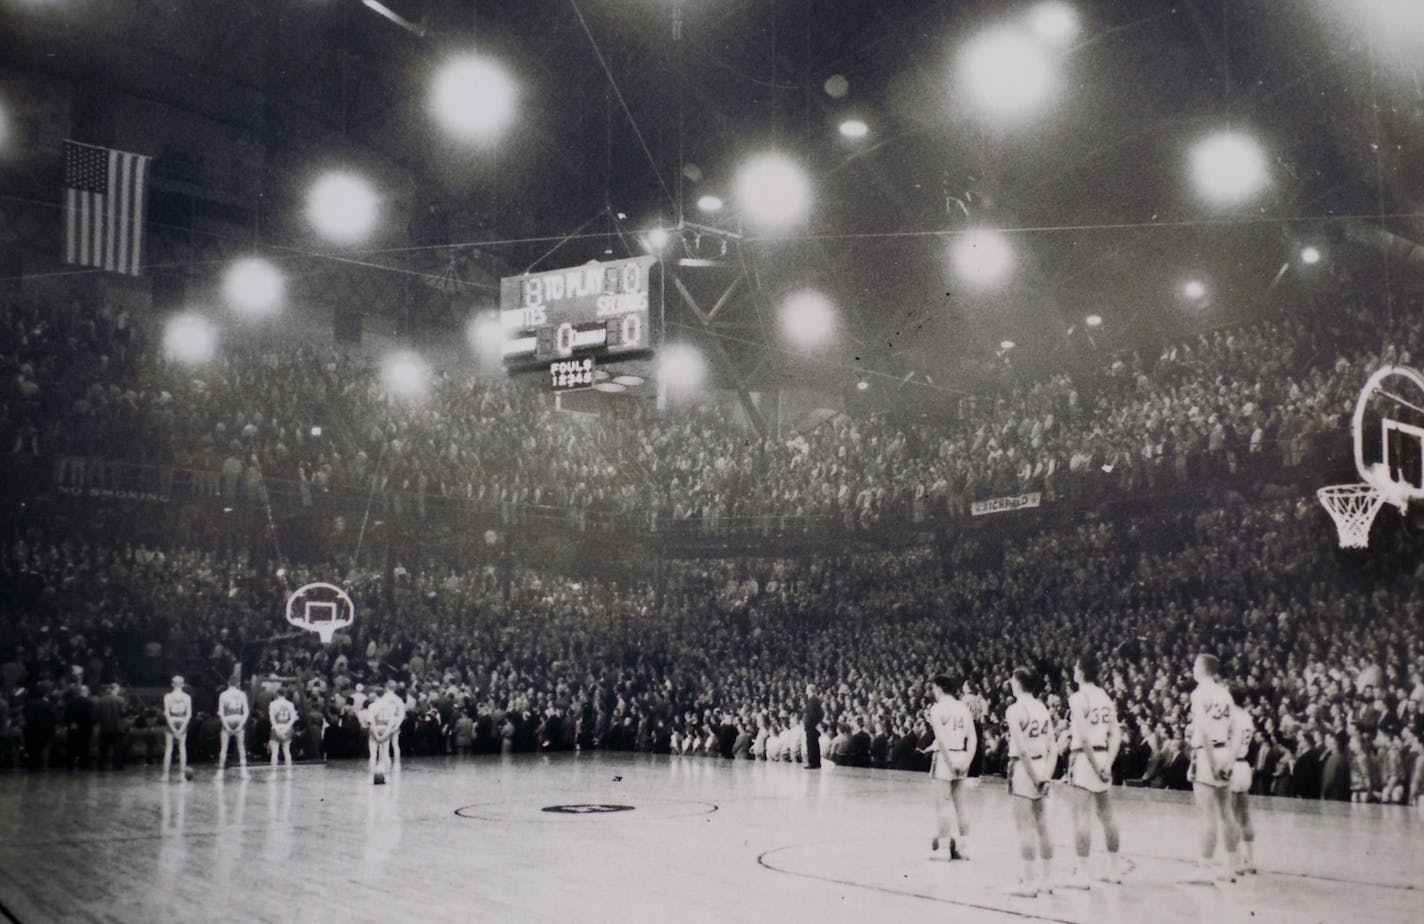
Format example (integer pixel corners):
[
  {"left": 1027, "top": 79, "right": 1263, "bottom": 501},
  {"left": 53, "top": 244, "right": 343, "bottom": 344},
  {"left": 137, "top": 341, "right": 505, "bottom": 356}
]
[
  {"left": 925, "top": 675, "right": 976, "bottom": 861},
  {"left": 161, "top": 675, "right": 192, "bottom": 783},
  {"left": 216, "top": 679, "right": 251, "bottom": 778},
  {"left": 268, "top": 687, "right": 298, "bottom": 770},
  {"left": 386, "top": 682, "right": 407, "bottom": 773},
  {"left": 367, "top": 683, "right": 400, "bottom": 784},
  {"left": 1183, "top": 653, "right": 1241, "bottom": 884},
  {"left": 1227, "top": 682, "right": 1256, "bottom": 875},
  {"left": 1006, "top": 667, "right": 1055, "bottom": 898},
  {"left": 1062, "top": 654, "right": 1123, "bottom": 889}
]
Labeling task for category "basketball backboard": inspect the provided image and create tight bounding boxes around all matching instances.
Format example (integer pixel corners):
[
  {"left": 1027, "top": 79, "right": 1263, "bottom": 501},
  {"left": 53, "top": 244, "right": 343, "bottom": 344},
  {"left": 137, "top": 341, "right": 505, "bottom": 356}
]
[
  {"left": 1351, "top": 365, "right": 1424, "bottom": 511},
  {"left": 285, "top": 582, "right": 355, "bottom": 644}
]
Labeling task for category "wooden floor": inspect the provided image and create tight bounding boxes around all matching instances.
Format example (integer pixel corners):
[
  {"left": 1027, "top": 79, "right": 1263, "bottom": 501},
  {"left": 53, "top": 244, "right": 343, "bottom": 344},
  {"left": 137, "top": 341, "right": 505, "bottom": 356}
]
[{"left": 0, "top": 753, "right": 1420, "bottom": 924}]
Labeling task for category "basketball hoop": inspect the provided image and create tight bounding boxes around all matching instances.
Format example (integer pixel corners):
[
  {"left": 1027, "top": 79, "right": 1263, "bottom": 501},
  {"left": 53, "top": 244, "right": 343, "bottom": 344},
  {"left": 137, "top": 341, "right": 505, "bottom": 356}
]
[{"left": 1316, "top": 483, "right": 1385, "bottom": 549}]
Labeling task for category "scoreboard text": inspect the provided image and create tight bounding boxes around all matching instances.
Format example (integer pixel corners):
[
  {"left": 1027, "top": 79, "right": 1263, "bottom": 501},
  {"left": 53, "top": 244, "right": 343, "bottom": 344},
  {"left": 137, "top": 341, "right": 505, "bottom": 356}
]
[
  {"left": 549, "top": 358, "right": 595, "bottom": 391},
  {"left": 500, "top": 255, "right": 656, "bottom": 368}
]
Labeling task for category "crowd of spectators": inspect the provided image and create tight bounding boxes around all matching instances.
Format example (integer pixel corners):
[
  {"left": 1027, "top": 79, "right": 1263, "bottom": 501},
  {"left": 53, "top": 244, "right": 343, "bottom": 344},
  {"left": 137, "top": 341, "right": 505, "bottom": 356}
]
[
  {"left": 3, "top": 287, "right": 1422, "bottom": 531},
  {"left": 3, "top": 498, "right": 1421, "bottom": 806},
  {"left": 3, "top": 285, "right": 1422, "bottom": 803}
]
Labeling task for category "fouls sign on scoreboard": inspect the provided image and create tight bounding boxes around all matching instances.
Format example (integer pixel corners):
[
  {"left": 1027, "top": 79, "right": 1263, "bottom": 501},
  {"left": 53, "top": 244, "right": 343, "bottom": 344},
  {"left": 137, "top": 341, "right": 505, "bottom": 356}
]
[{"left": 500, "top": 256, "right": 656, "bottom": 368}]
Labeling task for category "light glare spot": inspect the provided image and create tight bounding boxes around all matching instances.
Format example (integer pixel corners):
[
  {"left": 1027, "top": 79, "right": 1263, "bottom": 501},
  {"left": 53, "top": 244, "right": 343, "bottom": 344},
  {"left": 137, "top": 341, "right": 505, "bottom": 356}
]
[
  {"left": 307, "top": 172, "right": 378, "bottom": 244},
  {"left": 735, "top": 152, "right": 812, "bottom": 230}
]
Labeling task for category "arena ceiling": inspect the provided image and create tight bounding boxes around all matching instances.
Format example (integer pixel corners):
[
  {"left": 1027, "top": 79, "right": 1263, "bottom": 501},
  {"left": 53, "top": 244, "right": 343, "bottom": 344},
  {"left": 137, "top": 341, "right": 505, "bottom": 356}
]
[{"left": 5, "top": 0, "right": 1423, "bottom": 398}]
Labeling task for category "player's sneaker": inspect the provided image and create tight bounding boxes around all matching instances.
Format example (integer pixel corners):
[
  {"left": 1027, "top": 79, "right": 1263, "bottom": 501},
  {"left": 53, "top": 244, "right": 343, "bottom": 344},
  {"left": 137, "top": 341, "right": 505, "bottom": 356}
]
[
  {"left": 951, "top": 839, "right": 968, "bottom": 861},
  {"left": 1007, "top": 881, "right": 1038, "bottom": 898},
  {"left": 1061, "top": 870, "right": 1091, "bottom": 890},
  {"left": 373, "top": 771, "right": 386, "bottom": 785},
  {"left": 927, "top": 837, "right": 952, "bottom": 861}
]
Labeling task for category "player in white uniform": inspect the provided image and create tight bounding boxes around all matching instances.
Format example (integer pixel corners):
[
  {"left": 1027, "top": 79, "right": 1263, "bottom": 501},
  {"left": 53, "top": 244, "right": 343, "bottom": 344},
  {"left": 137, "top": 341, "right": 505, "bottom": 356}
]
[
  {"left": 367, "top": 683, "right": 401, "bottom": 784},
  {"left": 1062, "top": 654, "right": 1123, "bottom": 889},
  {"left": 925, "top": 675, "right": 976, "bottom": 861},
  {"left": 1183, "top": 653, "right": 1241, "bottom": 884},
  {"left": 1005, "top": 667, "right": 1055, "bottom": 898},
  {"left": 388, "top": 684, "right": 408, "bottom": 773},
  {"left": 268, "top": 687, "right": 298, "bottom": 770},
  {"left": 162, "top": 675, "right": 193, "bottom": 782},
  {"left": 216, "top": 681, "right": 251, "bottom": 778},
  {"left": 1227, "top": 683, "right": 1256, "bottom": 874}
]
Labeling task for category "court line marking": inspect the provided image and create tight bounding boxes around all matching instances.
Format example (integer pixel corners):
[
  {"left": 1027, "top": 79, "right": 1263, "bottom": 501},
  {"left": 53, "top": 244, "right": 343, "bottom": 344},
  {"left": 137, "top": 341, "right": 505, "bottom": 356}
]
[
  {"left": 452, "top": 798, "right": 719, "bottom": 823},
  {"left": 760, "top": 835, "right": 1420, "bottom": 909},
  {"left": 757, "top": 842, "right": 1079, "bottom": 923}
]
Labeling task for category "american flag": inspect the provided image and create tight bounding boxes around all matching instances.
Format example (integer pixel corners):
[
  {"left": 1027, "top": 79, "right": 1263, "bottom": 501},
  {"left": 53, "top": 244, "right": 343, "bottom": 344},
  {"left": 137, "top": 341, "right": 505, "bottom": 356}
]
[{"left": 63, "top": 140, "right": 152, "bottom": 276}]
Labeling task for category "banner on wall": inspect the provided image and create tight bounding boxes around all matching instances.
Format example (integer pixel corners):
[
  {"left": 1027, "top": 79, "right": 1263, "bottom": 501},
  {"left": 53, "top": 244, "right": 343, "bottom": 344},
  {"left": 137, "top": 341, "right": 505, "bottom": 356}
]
[{"left": 970, "top": 492, "right": 1042, "bottom": 516}]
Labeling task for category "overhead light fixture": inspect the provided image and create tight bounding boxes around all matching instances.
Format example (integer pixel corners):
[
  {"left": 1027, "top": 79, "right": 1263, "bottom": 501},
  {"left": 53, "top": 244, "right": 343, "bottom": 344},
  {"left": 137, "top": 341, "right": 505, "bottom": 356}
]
[
  {"left": 163, "top": 314, "right": 217, "bottom": 365},
  {"left": 659, "top": 343, "right": 707, "bottom": 389},
  {"left": 593, "top": 382, "right": 626, "bottom": 394},
  {"left": 960, "top": 27, "right": 1057, "bottom": 118},
  {"left": 952, "top": 230, "right": 1014, "bottom": 287},
  {"left": 1000, "top": 339, "right": 1016, "bottom": 351},
  {"left": 839, "top": 119, "right": 869, "bottom": 139},
  {"left": 1301, "top": 246, "right": 1322, "bottom": 266},
  {"left": 1085, "top": 314, "right": 1103, "bottom": 328},
  {"left": 780, "top": 290, "right": 836, "bottom": 347},
  {"left": 307, "top": 171, "right": 379, "bottom": 245},
  {"left": 612, "top": 374, "right": 644, "bottom": 387},
  {"left": 1191, "top": 131, "right": 1269, "bottom": 206},
  {"left": 735, "top": 152, "right": 812, "bottom": 230},
  {"left": 697, "top": 195, "right": 724, "bottom": 213},
  {"left": 430, "top": 55, "right": 517, "bottom": 144},
  {"left": 223, "top": 257, "right": 285, "bottom": 318}
]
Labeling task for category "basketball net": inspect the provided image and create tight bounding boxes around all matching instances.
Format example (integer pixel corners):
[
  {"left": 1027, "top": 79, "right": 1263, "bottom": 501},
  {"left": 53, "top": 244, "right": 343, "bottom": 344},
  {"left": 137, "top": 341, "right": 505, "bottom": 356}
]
[{"left": 1317, "top": 483, "right": 1386, "bottom": 549}]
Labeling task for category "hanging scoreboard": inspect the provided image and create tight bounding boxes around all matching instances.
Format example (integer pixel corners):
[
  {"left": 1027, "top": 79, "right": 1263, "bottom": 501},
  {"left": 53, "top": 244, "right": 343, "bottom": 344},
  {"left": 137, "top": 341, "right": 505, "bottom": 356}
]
[{"left": 500, "top": 255, "right": 657, "bottom": 370}]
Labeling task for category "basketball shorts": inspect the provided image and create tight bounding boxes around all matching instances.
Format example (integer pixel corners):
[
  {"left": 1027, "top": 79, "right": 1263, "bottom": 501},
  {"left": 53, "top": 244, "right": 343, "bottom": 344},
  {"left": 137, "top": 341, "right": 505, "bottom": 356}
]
[
  {"left": 1069, "top": 748, "right": 1111, "bottom": 793},
  {"left": 271, "top": 726, "right": 293, "bottom": 742},
  {"left": 1192, "top": 744, "right": 1232, "bottom": 788},
  {"left": 1229, "top": 760, "right": 1253, "bottom": 794},
  {"left": 1010, "top": 757, "right": 1050, "bottom": 800},
  {"left": 931, "top": 748, "right": 971, "bottom": 782}
]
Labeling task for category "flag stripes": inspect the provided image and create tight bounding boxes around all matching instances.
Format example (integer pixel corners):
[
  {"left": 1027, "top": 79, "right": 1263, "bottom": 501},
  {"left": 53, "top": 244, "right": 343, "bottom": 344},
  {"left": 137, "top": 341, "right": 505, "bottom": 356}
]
[{"left": 63, "top": 140, "right": 151, "bottom": 276}]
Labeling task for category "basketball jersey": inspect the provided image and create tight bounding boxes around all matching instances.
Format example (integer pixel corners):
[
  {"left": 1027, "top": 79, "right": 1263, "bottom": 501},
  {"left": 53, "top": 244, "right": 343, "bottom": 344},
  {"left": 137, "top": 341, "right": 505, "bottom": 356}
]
[
  {"left": 270, "top": 698, "right": 295, "bottom": 727},
  {"left": 164, "top": 691, "right": 191, "bottom": 720},
  {"left": 930, "top": 697, "right": 972, "bottom": 752},
  {"left": 1190, "top": 680, "right": 1234, "bottom": 749},
  {"left": 1069, "top": 684, "right": 1117, "bottom": 751},
  {"left": 1007, "top": 696, "right": 1053, "bottom": 773},
  {"left": 369, "top": 697, "right": 398, "bottom": 735},
  {"left": 219, "top": 689, "right": 247, "bottom": 721},
  {"left": 1230, "top": 706, "right": 1254, "bottom": 761}
]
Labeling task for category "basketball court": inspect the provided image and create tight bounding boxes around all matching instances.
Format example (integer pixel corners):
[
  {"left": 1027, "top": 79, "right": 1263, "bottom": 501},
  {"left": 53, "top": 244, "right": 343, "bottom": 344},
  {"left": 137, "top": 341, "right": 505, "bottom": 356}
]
[{"left": 0, "top": 754, "right": 1418, "bottom": 923}]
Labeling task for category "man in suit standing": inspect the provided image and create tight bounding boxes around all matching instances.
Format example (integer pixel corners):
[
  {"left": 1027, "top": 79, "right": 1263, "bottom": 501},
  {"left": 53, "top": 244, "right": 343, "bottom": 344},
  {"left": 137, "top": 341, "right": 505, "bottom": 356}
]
[
  {"left": 95, "top": 684, "right": 128, "bottom": 771},
  {"left": 803, "top": 684, "right": 823, "bottom": 770}
]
